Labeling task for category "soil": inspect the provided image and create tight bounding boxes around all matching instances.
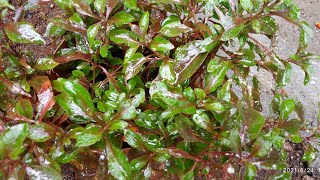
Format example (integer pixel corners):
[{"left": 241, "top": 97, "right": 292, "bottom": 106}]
[{"left": 1, "top": 0, "right": 319, "bottom": 179}]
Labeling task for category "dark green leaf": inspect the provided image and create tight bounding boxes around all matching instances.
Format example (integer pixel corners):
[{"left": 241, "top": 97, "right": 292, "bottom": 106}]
[
  {"left": 15, "top": 99, "right": 33, "bottom": 119},
  {"left": 276, "top": 62, "right": 292, "bottom": 87},
  {"left": 124, "top": 129, "right": 145, "bottom": 150},
  {"left": 182, "top": 170, "right": 194, "bottom": 180}
]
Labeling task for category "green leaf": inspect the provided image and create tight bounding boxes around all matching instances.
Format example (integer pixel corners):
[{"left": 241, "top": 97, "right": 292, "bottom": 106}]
[
  {"left": 276, "top": 62, "right": 292, "bottom": 87},
  {"left": 280, "top": 99, "right": 295, "bottom": 119},
  {"left": 302, "top": 144, "right": 317, "bottom": 162},
  {"left": 54, "top": 78, "right": 94, "bottom": 123},
  {"left": 217, "top": 80, "right": 232, "bottom": 102},
  {"left": 4, "top": 22, "right": 45, "bottom": 44},
  {"left": 298, "top": 22, "right": 313, "bottom": 53},
  {"left": 109, "top": 12, "right": 135, "bottom": 27},
  {"left": 87, "top": 22, "right": 101, "bottom": 47},
  {"left": 75, "top": 124, "right": 102, "bottom": 147},
  {"left": 72, "top": 0, "right": 98, "bottom": 19},
  {"left": 159, "top": 61, "right": 176, "bottom": 83},
  {"left": 205, "top": 59, "right": 231, "bottom": 93},
  {"left": 150, "top": 36, "right": 174, "bottom": 52},
  {"left": 28, "top": 123, "right": 54, "bottom": 142},
  {"left": 135, "top": 110, "right": 160, "bottom": 129},
  {"left": 124, "top": 53, "right": 146, "bottom": 81},
  {"left": 192, "top": 110, "right": 213, "bottom": 133},
  {"left": 106, "top": 139, "right": 132, "bottom": 180},
  {"left": 175, "top": 114, "right": 202, "bottom": 142},
  {"left": 15, "top": 99, "right": 33, "bottom": 119},
  {"left": 245, "top": 163, "right": 257, "bottom": 180},
  {"left": 124, "top": 129, "right": 145, "bottom": 150},
  {"left": 139, "top": 11, "right": 150, "bottom": 34},
  {"left": 34, "top": 58, "right": 60, "bottom": 70},
  {"left": 26, "top": 165, "right": 62, "bottom": 180},
  {"left": 109, "top": 120, "right": 129, "bottom": 130},
  {"left": 240, "top": 0, "right": 253, "bottom": 12},
  {"left": 130, "top": 156, "right": 149, "bottom": 171},
  {"left": 160, "top": 21, "right": 192, "bottom": 37},
  {"left": 239, "top": 103, "right": 265, "bottom": 141},
  {"left": 260, "top": 17, "right": 277, "bottom": 35},
  {"left": 94, "top": 0, "right": 107, "bottom": 15},
  {"left": 54, "top": 0, "right": 72, "bottom": 10},
  {"left": 109, "top": 29, "right": 139, "bottom": 46},
  {"left": 124, "top": 0, "right": 138, "bottom": 10},
  {"left": 221, "top": 24, "right": 244, "bottom": 41},
  {"left": 0, "top": 0, "right": 14, "bottom": 10},
  {"left": 174, "top": 37, "right": 219, "bottom": 84},
  {"left": 0, "top": 123, "right": 28, "bottom": 160},
  {"left": 182, "top": 170, "right": 194, "bottom": 180}
]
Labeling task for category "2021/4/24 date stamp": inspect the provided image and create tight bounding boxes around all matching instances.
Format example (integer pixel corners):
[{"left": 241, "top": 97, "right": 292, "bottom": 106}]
[{"left": 283, "top": 167, "right": 318, "bottom": 174}]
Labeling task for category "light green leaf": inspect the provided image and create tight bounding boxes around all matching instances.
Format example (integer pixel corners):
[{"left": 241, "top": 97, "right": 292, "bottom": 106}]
[
  {"left": 139, "top": 11, "right": 150, "bottom": 34},
  {"left": 28, "top": 123, "right": 54, "bottom": 142},
  {"left": 160, "top": 21, "right": 192, "bottom": 37},
  {"left": 75, "top": 124, "right": 102, "bottom": 147},
  {"left": 34, "top": 58, "right": 60, "bottom": 70},
  {"left": 109, "top": 12, "right": 135, "bottom": 26},
  {"left": 221, "top": 24, "right": 244, "bottom": 41},
  {"left": 87, "top": 22, "right": 101, "bottom": 47},
  {"left": 150, "top": 36, "right": 174, "bottom": 52}
]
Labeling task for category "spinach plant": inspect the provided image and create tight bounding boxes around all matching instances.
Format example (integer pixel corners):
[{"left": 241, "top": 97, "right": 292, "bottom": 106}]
[{"left": 0, "top": 0, "right": 319, "bottom": 179}]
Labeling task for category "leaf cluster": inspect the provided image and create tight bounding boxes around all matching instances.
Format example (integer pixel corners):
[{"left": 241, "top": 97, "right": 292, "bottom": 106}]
[{"left": 0, "top": 0, "right": 319, "bottom": 179}]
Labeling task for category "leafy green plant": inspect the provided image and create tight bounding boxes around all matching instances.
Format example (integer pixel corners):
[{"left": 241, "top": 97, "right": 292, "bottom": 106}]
[{"left": 0, "top": 0, "right": 319, "bottom": 179}]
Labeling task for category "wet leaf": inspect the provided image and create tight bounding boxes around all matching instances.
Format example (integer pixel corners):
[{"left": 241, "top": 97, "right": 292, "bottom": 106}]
[
  {"left": 72, "top": 0, "right": 99, "bottom": 19},
  {"left": 280, "top": 99, "right": 295, "bottom": 119},
  {"left": 34, "top": 58, "right": 60, "bottom": 70},
  {"left": 26, "top": 165, "right": 62, "bottom": 180},
  {"left": 240, "top": 0, "right": 253, "bottom": 12},
  {"left": 221, "top": 24, "right": 244, "bottom": 41},
  {"left": 54, "top": 78, "right": 94, "bottom": 123},
  {"left": 75, "top": 124, "right": 102, "bottom": 147},
  {"left": 4, "top": 22, "right": 45, "bottom": 44},
  {"left": 276, "top": 62, "right": 292, "bottom": 88},
  {"left": 0, "top": 76, "right": 31, "bottom": 97},
  {"left": 175, "top": 114, "right": 202, "bottom": 142},
  {"left": 109, "top": 120, "right": 128, "bottom": 130},
  {"left": 205, "top": 59, "right": 231, "bottom": 93},
  {"left": 87, "top": 22, "right": 101, "bottom": 47},
  {"left": 124, "top": 53, "right": 146, "bottom": 81},
  {"left": 192, "top": 110, "right": 213, "bottom": 133},
  {"left": 139, "top": 11, "right": 150, "bottom": 34},
  {"left": 106, "top": 139, "right": 132, "bottom": 179},
  {"left": 109, "top": 12, "right": 135, "bottom": 26},
  {"left": 54, "top": 51, "right": 91, "bottom": 63},
  {"left": 0, "top": 123, "right": 28, "bottom": 160},
  {"left": 15, "top": 99, "right": 33, "bottom": 119},
  {"left": 160, "top": 21, "right": 192, "bottom": 37},
  {"left": 94, "top": 0, "right": 107, "bottom": 15},
  {"left": 28, "top": 123, "right": 54, "bottom": 142},
  {"left": 109, "top": 29, "right": 139, "bottom": 46},
  {"left": 174, "top": 37, "right": 219, "bottom": 84},
  {"left": 124, "top": 129, "right": 146, "bottom": 151},
  {"left": 150, "top": 36, "right": 174, "bottom": 52},
  {"left": 245, "top": 163, "right": 257, "bottom": 180}
]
